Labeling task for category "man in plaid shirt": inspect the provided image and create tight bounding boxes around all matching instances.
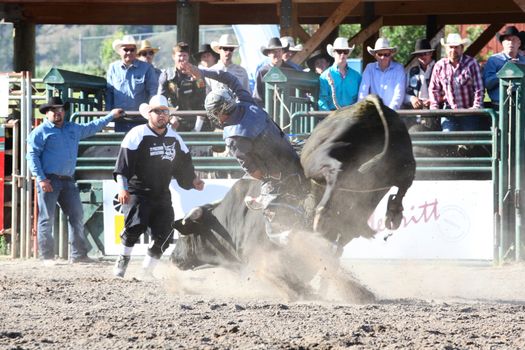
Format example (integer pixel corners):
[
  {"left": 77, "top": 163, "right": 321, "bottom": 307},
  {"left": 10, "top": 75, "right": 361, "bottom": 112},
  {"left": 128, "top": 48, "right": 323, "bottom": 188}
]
[{"left": 429, "top": 33, "right": 485, "bottom": 131}]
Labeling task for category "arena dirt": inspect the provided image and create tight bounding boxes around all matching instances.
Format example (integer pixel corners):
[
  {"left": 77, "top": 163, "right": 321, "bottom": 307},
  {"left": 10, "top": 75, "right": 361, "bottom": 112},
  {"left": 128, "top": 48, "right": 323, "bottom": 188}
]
[{"left": 1, "top": 256, "right": 524, "bottom": 349}]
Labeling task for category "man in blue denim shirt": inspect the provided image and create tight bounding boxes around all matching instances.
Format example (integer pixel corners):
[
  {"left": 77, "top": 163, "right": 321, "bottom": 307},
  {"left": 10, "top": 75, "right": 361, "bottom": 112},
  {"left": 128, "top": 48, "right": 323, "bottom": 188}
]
[
  {"left": 483, "top": 26, "right": 525, "bottom": 108},
  {"left": 27, "top": 97, "right": 124, "bottom": 265},
  {"left": 106, "top": 35, "right": 158, "bottom": 132}
]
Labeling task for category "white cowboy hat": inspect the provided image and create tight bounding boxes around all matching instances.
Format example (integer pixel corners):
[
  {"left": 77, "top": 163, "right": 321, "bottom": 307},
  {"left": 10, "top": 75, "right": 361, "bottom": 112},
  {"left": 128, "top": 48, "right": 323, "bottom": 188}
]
[
  {"left": 280, "top": 36, "right": 303, "bottom": 52},
  {"left": 326, "top": 37, "right": 355, "bottom": 57},
  {"left": 112, "top": 35, "right": 137, "bottom": 53},
  {"left": 367, "top": 37, "right": 397, "bottom": 56},
  {"left": 440, "top": 33, "right": 471, "bottom": 47},
  {"left": 211, "top": 34, "right": 239, "bottom": 54},
  {"left": 139, "top": 95, "right": 176, "bottom": 119}
]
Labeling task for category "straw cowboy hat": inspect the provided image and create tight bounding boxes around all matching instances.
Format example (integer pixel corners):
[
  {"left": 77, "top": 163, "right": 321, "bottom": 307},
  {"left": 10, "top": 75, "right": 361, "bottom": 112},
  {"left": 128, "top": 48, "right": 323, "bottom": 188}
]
[
  {"left": 211, "top": 34, "right": 239, "bottom": 54},
  {"left": 260, "top": 37, "right": 289, "bottom": 56},
  {"left": 496, "top": 26, "right": 520, "bottom": 43},
  {"left": 327, "top": 37, "right": 355, "bottom": 57},
  {"left": 139, "top": 95, "right": 177, "bottom": 119},
  {"left": 367, "top": 37, "right": 397, "bottom": 56},
  {"left": 137, "top": 40, "right": 160, "bottom": 55},
  {"left": 39, "top": 96, "right": 69, "bottom": 114},
  {"left": 440, "top": 33, "right": 471, "bottom": 47},
  {"left": 411, "top": 39, "right": 435, "bottom": 55},
  {"left": 280, "top": 36, "right": 303, "bottom": 52},
  {"left": 112, "top": 35, "right": 137, "bottom": 53}
]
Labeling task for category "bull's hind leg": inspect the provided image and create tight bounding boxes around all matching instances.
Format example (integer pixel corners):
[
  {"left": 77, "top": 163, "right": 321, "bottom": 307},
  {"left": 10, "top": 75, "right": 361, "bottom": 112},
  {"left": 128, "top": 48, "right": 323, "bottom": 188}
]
[{"left": 313, "top": 166, "right": 339, "bottom": 232}]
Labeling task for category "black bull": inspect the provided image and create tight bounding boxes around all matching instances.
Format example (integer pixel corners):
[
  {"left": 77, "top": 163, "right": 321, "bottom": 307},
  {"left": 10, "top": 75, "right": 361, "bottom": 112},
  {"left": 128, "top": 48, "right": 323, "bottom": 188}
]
[{"left": 172, "top": 95, "right": 416, "bottom": 272}]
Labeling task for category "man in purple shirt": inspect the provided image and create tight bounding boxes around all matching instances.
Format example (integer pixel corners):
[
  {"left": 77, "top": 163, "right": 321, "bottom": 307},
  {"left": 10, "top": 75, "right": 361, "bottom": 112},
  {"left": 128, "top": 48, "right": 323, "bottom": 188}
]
[{"left": 429, "top": 33, "right": 485, "bottom": 131}]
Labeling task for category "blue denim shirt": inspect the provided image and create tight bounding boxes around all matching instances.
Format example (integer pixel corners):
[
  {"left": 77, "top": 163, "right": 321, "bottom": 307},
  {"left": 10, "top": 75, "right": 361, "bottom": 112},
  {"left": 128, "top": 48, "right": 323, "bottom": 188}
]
[
  {"left": 105, "top": 59, "right": 158, "bottom": 111},
  {"left": 27, "top": 114, "right": 114, "bottom": 182},
  {"left": 483, "top": 52, "right": 525, "bottom": 103}
]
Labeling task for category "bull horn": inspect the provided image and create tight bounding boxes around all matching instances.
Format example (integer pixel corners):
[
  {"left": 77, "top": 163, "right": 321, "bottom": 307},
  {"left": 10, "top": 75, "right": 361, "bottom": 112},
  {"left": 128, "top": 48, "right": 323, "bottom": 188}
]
[
  {"left": 182, "top": 207, "right": 203, "bottom": 225},
  {"left": 358, "top": 95, "right": 390, "bottom": 174}
]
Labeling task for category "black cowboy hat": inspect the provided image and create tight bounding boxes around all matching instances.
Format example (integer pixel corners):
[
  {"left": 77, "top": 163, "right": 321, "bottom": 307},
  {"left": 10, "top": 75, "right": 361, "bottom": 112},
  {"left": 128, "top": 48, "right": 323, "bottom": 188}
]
[
  {"left": 497, "top": 26, "right": 520, "bottom": 43},
  {"left": 260, "top": 37, "right": 289, "bottom": 56},
  {"left": 39, "top": 96, "right": 69, "bottom": 114},
  {"left": 306, "top": 49, "right": 334, "bottom": 71},
  {"left": 411, "top": 38, "right": 435, "bottom": 55},
  {"left": 193, "top": 44, "right": 219, "bottom": 61}
]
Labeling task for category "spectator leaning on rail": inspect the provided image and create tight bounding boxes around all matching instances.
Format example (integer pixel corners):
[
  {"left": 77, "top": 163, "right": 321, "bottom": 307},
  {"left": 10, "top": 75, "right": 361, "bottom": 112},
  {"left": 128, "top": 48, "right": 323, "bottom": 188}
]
[
  {"left": 429, "top": 33, "right": 485, "bottom": 131},
  {"left": 191, "top": 65, "right": 306, "bottom": 213},
  {"left": 27, "top": 97, "right": 124, "bottom": 265},
  {"left": 208, "top": 34, "right": 250, "bottom": 92},
  {"left": 112, "top": 94, "right": 204, "bottom": 279},
  {"left": 280, "top": 36, "right": 304, "bottom": 71},
  {"left": 483, "top": 26, "right": 525, "bottom": 109},
  {"left": 358, "top": 37, "right": 406, "bottom": 110},
  {"left": 318, "top": 37, "right": 361, "bottom": 111},
  {"left": 137, "top": 39, "right": 162, "bottom": 82},
  {"left": 106, "top": 35, "right": 158, "bottom": 133},
  {"left": 404, "top": 39, "right": 439, "bottom": 130},
  {"left": 252, "top": 37, "right": 294, "bottom": 108}
]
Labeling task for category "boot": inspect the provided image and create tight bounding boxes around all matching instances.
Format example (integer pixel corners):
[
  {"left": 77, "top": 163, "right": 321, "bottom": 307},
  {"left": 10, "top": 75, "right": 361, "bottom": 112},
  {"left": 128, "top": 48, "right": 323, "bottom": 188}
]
[{"left": 113, "top": 255, "right": 130, "bottom": 278}]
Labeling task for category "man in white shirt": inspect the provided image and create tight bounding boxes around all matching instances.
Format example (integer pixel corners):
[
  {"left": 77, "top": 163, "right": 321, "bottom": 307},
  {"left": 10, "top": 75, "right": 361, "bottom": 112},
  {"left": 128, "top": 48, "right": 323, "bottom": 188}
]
[{"left": 207, "top": 34, "right": 250, "bottom": 92}]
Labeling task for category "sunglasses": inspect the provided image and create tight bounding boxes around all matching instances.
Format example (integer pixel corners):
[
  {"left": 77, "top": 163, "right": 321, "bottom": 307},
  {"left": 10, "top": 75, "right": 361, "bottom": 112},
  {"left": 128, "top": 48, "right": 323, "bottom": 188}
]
[
  {"left": 220, "top": 47, "right": 235, "bottom": 52},
  {"left": 139, "top": 50, "right": 155, "bottom": 56},
  {"left": 122, "top": 47, "right": 136, "bottom": 53},
  {"left": 376, "top": 52, "right": 392, "bottom": 58},
  {"left": 335, "top": 49, "right": 350, "bottom": 55},
  {"left": 151, "top": 108, "right": 169, "bottom": 115}
]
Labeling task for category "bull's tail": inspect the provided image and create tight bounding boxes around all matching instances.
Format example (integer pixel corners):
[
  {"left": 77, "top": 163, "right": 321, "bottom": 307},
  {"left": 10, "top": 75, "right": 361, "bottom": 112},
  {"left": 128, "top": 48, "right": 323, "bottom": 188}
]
[{"left": 358, "top": 95, "right": 390, "bottom": 174}]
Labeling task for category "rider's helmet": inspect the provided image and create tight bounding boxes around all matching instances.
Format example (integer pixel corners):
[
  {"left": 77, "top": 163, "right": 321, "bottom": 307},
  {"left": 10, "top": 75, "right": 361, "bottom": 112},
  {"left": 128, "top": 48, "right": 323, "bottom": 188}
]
[{"left": 204, "top": 88, "right": 236, "bottom": 126}]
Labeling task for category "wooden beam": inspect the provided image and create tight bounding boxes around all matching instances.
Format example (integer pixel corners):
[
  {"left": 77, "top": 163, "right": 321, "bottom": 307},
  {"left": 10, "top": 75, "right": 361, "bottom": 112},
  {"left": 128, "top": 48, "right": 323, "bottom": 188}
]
[
  {"left": 512, "top": 0, "right": 525, "bottom": 12},
  {"left": 348, "top": 16, "right": 383, "bottom": 47},
  {"left": 291, "top": 0, "right": 360, "bottom": 64},
  {"left": 465, "top": 23, "right": 505, "bottom": 57},
  {"left": 294, "top": 22, "right": 311, "bottom": 44}
]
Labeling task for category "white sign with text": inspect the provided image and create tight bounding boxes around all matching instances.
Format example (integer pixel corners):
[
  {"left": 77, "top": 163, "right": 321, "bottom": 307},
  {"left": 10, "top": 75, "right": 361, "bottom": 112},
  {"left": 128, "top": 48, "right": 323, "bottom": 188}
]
[{"left": 102, "top": 180, "right": 493, "bottom": 259}]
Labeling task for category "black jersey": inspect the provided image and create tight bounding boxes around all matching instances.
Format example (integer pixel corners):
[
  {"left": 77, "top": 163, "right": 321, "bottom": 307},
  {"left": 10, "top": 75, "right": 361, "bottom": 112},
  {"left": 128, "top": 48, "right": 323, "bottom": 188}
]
[{"left": 113, "top": 124, "right": 196, "bottom": 195}]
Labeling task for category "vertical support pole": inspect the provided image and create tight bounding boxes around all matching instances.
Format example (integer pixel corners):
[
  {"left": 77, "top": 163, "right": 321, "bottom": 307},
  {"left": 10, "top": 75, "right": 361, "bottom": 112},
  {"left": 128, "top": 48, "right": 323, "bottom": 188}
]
[
  {"left": 10, "top": 121, "right": 19, "bottom": 258},
  {"left": 24, "top": 71, "right": 33, "bottom": 258},
  {"left": 19, "top": 74, "right": 27, "bottom": 258},
  {"left": 361, "top": 3, "right": 378, "bottom": 67},
  {"left": 177, "top": 0, "right": 200, "bottom": 61},
  {"left": 280, "top": 0, "right": 293, "bottom": 37},
  {"left": 13, "top": 21, "right": 35, "bottom": 75},
  {"left": 515, "top": 84, "right": 523, "bottom": 261},
  {"left": 426, "top": 15, "right": 440, "bottom": 60}
]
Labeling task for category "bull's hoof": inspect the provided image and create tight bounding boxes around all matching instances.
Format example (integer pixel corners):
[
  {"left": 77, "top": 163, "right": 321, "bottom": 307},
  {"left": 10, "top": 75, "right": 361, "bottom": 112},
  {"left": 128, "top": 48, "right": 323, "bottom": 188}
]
[{"left": 385, "top": 210, "right": 403, "bottom": 230}]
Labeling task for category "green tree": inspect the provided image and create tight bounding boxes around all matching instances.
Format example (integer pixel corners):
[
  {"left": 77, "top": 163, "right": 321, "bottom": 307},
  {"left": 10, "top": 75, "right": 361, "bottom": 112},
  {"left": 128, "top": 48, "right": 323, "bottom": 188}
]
[
  {"left": 380, "top": 26, "right": 426, "bottom": 65},
  {"left": 100, "top": 30, "right": 125, "bottom": 71}
]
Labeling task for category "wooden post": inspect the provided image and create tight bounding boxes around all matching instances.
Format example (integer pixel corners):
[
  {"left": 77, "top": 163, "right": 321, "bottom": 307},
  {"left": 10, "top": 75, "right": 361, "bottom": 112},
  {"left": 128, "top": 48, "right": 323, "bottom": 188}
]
[
  {"left": 13, "top": 21, "right": 35, "bottom": 75},
  {"left": 177, "top": 0, "right": 200, "bottom": 62},
  {"left": 362, "top": 2, "right": 378, "bottom": 67}
]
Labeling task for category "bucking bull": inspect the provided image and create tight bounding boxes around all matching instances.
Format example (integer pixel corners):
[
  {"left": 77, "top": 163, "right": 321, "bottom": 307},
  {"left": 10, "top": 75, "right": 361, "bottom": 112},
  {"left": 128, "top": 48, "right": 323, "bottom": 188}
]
[{"left": 171, "top": 95, "right": 416, "bottom": 302}]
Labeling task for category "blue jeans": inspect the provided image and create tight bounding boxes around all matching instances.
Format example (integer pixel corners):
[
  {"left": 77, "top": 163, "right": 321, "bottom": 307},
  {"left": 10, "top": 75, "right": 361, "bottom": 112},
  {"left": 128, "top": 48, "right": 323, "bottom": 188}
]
[
  {"left": 441, "top": 116, "right": 487, "bottom": 131},
  {"left": 36, "top": 176, "right": 88, "bottom": 259}
]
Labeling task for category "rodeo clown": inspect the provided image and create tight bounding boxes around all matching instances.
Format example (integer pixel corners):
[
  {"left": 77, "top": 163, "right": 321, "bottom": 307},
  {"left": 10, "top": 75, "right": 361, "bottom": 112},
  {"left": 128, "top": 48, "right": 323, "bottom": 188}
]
[
  {"left": 184, "top": 63, "right": 309, "bottom": 228},
  {"left": 113, "top": 94, "right": 204, "bottom": 278}
]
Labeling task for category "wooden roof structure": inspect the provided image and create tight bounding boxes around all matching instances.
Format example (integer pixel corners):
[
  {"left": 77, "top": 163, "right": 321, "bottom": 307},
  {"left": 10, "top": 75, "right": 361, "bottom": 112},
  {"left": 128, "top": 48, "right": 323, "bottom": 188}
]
[{"left": 2, "top": 0, "right": 525, "bottom": 69}]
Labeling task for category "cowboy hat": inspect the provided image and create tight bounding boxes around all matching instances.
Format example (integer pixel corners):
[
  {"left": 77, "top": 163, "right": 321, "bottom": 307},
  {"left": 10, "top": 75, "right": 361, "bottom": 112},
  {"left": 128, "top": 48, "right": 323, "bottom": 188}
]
[
  {"left": 440, "top": 33, "right": 470, "bottom": 47},
  {"left": 306, "top": 49, "right": 334, "bottom": 71},
  {"left": 194, "top": 44, "right": 220, "bottom": 61},
  {"left": 211, "top": 34, "right": 239, "bottom": 54},
  {"left": 327, "top": 37, "right": 355, "bottom": 57},
  {"left": 280, "top": 36, "right": 303, "bottom": 52},
  {"left": 367, "top": 37, "right": 397, "bottom": 56},
  {"left": 139, "top": 95, "right": 176, "bottom": 119},
  {"left": 39, "top": 96, "right": 69, "bottom": 114},
  {"left": 112, "top": 35, "right": 137, "bottom": 53},
  {"left": 411, "top": 38, "right": 435, "bottom": 55},
  {"left": 137, "top": 40, "right": 159, "bottom": 55},
  {"left": 496, "top": 25, "right": 521, "bottom": 43},
  {"left": 260, "top": 37, "right": 289, "bottom": 56}
]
